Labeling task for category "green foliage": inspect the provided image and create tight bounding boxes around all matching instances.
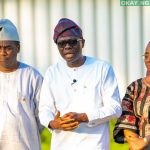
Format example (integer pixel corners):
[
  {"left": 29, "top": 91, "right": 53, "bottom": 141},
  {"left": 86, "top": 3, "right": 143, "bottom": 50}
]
[
  {"left": 40, "top": 120, "right": 129, "bottom": 150},
  {"left": 40, "top": 128, "right": 51, "bottom": 150}
]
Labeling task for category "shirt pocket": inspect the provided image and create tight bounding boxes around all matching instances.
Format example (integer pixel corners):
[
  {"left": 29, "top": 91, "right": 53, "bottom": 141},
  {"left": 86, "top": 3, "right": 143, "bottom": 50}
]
[
  {"left": 18, "top": 93, "right": 35, "bottom": 116},
  {"left": 18, "top": 93, "right": 39, "bottom": 141}
]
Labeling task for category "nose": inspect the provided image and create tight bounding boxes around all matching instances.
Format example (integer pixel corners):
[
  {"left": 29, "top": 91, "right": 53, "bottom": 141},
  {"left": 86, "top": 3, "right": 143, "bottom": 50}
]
[
  {"left": 64, "top": 43, "right": 72, "bottom": 49},
  {"left": 65, "top": 43, "right": 70, "bottom": 47}
]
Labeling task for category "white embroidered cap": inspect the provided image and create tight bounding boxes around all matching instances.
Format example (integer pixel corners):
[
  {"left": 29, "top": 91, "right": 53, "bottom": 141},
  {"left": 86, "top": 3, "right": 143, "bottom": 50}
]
[{"left": 0, "top": 19, "right": 19, "bottom": 41}]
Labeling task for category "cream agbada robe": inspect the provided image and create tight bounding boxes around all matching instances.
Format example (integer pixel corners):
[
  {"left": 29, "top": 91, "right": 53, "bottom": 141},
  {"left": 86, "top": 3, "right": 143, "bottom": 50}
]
[{"left": 0, "top": 62, "right": 43, "bottom": 150}]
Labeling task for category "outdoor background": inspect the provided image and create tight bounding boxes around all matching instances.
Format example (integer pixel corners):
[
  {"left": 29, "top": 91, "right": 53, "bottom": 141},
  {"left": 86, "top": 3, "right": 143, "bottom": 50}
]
[{"left": 0, "top": 0, "right": 150, "bottom": 149}]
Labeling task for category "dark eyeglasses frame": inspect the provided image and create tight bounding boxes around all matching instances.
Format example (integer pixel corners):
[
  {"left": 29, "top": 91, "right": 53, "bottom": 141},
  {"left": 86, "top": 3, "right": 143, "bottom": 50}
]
[
  {"left": 142, "top": 54, "right": 150, "bottom": 60},
  {"left": 57, "top": 39, "right": 82, "bottom": 48}
]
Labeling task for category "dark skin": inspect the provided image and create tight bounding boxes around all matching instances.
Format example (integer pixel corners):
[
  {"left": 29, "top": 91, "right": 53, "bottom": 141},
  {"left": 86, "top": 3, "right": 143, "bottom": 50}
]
[
  {"left": 123, "top": 43, "right": 150, "bottom": 150},
  {"left": 144, "top": 43, "right": 150, "bottom": 83},
  {"left": 57, "top": 36, "right": 85, "bottom": 67},
  {"left": 49, "top": 36, "right": 89, "bottom": 131},
  {"left": 124, "top": 129, "right": 147, "bottom": 150},
  {"left": 49, "top": 111, "right": 79, "bottom": 131},
  {"left": 0, "top": 40, "right": 20, "bottom": 72}
]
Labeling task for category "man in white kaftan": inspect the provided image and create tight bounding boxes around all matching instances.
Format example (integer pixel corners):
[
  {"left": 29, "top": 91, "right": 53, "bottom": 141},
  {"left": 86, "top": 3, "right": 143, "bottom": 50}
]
[
  {"left": 0, "top": 19, "right": 43, "bottom": 150},
  {"left": 39, "top": 18, "right": 122, "bottom": 150}
]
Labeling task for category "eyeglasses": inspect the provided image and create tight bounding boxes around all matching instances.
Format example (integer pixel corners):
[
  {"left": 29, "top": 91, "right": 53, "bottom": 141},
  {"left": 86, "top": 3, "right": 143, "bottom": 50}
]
[
  {"left": 57, "top": 39, "right": 82, "bottom": 48},
  {"left": 142, "top": 53, "right": 150, "bottom": 60}
]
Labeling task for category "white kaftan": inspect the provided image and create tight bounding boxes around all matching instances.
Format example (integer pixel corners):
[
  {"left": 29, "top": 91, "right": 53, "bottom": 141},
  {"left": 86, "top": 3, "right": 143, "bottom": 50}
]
[
  {"left": 0, "top": 62, "right": 43, "bottom": 150},
  {"left": 39, "top": 56, "right": 122, "bottom": 150}
]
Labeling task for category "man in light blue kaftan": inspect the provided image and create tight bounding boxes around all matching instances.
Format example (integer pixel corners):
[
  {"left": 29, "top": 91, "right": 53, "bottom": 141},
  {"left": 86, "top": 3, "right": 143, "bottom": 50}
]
[{"left": 0, "top": 19, "right": 43, "bottom": 150}]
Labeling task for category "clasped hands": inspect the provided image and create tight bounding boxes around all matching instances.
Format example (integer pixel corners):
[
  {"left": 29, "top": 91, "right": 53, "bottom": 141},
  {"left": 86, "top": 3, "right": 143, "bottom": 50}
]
[
  {"left": 124, "top": 129, "right": 148, "bottom": 150},
  {"left": 49, "top": 111, "right": 88, "bottom": 131}
]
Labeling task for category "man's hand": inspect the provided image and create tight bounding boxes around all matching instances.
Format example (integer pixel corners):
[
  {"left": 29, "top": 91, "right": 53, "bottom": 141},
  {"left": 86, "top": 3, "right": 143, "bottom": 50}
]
[
  {"left": 124, "top": 129, "right": 147, "bottom": 150},
  {"left": 49, "top": 111, "right": 79, "bottom": 131},
  {"left": 62, "top": 112, "right": 89, "bottom": 123}
]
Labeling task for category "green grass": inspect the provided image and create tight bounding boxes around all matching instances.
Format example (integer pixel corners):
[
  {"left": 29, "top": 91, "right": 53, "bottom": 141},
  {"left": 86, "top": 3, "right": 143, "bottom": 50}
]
[
  {"left": 40, "top": 119, "right": 129, "bottom": 150},
  {"left": 40, "top": 128, "right": 51, "bottom": 150}
]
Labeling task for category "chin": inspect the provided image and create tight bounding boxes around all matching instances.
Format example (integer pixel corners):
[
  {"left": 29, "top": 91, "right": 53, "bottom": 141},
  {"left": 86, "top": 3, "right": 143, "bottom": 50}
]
[{"left": 65, "top": 58, "right": 75, "bottom": 63}]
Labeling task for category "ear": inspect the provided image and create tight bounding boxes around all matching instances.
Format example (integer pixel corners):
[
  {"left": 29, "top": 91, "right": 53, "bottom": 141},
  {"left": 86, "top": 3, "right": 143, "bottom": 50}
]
[
  {"left": 16, "top": 44, "right": 20, "bottom": 53},
  {"left": 82, "top": 39, "right": 85, "bottom": 48}
]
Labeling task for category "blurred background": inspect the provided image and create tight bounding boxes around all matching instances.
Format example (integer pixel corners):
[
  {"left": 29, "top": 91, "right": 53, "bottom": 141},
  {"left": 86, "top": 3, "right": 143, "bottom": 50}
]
[{"left": 0, "top": 0, "right": 150, "bottom": 149}]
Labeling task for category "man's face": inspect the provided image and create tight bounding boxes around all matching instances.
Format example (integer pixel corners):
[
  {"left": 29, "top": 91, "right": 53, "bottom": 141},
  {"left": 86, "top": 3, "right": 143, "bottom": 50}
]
[
  {"left": 56, "top": 36, "right": 85, "bottom": 66},
  {"left": 0, "top": 40, "right": 20, "bottom": 69}
]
